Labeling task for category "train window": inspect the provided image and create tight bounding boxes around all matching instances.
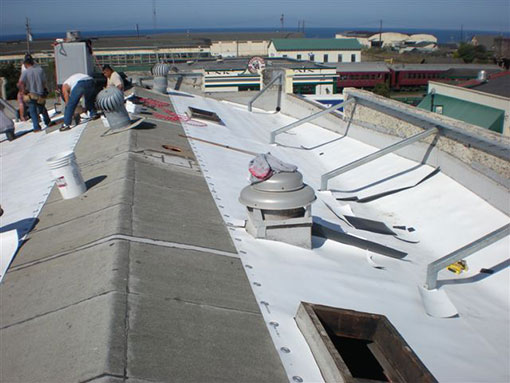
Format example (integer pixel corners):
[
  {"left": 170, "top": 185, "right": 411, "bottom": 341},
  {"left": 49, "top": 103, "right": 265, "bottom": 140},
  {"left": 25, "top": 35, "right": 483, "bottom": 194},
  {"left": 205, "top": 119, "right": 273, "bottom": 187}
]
[
  {"left": 351, "top": 54, "right": 356, "bottom": 62},
  {"left": 310, "top": 54, "right": 315, "bottom": 61},
  {"left": 338, "top": 54, "right": 343, "bottom": 62},
  {"left": 297, "top": 54, "right": 302, "bottom": 60},
  {"left": 324, "top": 54, "right": 329, "bottom": 63}
]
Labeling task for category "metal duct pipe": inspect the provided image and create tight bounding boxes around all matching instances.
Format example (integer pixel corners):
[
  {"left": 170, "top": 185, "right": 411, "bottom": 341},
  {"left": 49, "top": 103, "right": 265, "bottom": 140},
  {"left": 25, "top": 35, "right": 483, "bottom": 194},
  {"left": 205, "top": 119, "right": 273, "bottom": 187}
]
[
  {"left": 152, "top": 63, "right": 170, "bottom": 93},
  {"left": 95, "top": 87, "right": 131, "bottom": 130}
]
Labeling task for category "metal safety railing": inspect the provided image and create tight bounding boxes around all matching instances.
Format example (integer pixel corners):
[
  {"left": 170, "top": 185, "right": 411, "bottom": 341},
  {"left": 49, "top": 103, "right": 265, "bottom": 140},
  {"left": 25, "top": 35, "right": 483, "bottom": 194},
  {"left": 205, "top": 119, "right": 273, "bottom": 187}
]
[
  {"left": 320, "top": 126, "right": 439, "bottom": 190},
  {"left": 248, "top": 73, "right": 283, "bottom": 112},
  {"left": 425, "top": 223, "right": 510, "bottom": 290},
  {"left": 269, "top": 98, "right": 355, "bottom": 144},
  {"left": 0, "top": 97, "right": 19, "bottom": 121}
]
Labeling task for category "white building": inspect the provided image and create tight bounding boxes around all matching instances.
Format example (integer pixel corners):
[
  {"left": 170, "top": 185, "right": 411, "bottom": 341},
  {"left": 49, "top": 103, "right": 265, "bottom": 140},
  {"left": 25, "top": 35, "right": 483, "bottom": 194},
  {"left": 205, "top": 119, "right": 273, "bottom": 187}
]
[
  {"left": 268, "top": 38, "right": 362, "bottom": 64},
  {"left": 335, "top": 31, "right": 373, "bottom": 47}
]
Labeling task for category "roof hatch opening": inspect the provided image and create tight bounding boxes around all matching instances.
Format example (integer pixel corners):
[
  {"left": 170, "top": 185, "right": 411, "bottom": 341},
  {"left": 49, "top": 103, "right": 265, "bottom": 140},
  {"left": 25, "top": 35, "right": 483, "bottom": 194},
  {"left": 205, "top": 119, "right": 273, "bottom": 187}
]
[
  {"left": 187, "top": 106, "right": 223, "bottom": 124},
  {"left": 296, "top": 302, "right": 437, "bottom": 383}
]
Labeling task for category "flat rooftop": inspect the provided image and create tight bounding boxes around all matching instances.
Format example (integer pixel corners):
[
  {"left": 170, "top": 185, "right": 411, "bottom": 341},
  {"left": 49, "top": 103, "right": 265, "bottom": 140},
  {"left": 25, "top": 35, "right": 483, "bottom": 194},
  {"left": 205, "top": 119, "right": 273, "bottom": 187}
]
[
  {"left": 171, "top": 57, "right": 331, "bottom": 71},
  {"left": 1, "top": 82, "right": 509, "bottom": 382}
]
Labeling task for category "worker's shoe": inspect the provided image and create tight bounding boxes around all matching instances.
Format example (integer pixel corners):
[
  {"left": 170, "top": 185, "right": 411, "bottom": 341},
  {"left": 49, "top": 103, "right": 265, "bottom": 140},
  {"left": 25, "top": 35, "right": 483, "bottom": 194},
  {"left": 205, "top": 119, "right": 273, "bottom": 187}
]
[
  {"left": 90, "top": 113, "right": 100, "bottom": 120},
  {"left": 5, "top": 130, "right": 16, "bottom": 141},
  {"left": 59, "top": 124, "right": 72, "bottom": 132}
]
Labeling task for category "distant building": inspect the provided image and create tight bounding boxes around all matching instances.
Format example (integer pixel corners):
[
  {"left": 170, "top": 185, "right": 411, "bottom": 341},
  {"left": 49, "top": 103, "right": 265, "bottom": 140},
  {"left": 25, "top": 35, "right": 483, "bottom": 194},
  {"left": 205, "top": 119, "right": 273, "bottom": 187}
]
[
  {"left": 471, "top": 35, "right": 498, "bottom": 50},
  {"left": 471, "top": 35, "right": 510, "bottom": 68},
  {"left": 209, "top": 32, "right": 303, "bottom": 58},
  {"left": 368, "top": 32, "right": 409, "bottom": 48},
  {"left": 170, "top": 58, "right": 338, "bottom": 95},
  {"left": 336, "top": 31, "right": 438, "bottom": 52},
  {"left": 335, "top": 31, "right": 373, "bottom": 47},
  {"left": 418, "top": 73, "right": 510, "bottom": 135},
  {"left": 268, "top": 38, "right": 362, "bottom": 64}
]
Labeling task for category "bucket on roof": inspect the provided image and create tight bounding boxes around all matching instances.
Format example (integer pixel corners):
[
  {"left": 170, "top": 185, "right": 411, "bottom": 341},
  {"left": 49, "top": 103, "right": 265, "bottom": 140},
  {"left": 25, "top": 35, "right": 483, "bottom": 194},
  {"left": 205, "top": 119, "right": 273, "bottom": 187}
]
[{"left": 47, "top": 151, "right": 86, "bottom": 199}]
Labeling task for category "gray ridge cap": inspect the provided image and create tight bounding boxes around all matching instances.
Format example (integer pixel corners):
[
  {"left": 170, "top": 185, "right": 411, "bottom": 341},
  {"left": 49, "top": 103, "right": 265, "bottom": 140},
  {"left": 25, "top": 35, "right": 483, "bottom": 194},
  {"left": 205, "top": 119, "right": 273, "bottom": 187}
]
[{"left": 0, "top": 87, "right": 287, "bottom": 383}]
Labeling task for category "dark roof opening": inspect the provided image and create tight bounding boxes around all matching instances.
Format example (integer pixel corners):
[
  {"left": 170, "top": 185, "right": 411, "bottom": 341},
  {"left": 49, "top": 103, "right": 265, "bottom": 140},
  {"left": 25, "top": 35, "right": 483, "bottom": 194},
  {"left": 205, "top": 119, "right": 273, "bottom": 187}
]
[
  {"left": 188, "top": 106, "right": 223, "bottom": 124},
  {"left": 296, "top": 302, "right": 437, "bottom": 383}
]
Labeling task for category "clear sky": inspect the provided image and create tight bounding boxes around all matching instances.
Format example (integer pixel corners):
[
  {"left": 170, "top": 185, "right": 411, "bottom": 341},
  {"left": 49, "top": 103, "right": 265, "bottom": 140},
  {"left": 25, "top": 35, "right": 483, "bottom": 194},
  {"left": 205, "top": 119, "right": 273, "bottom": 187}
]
[{"left": 1, "top": 0, "right": 509, "bottom": 36}]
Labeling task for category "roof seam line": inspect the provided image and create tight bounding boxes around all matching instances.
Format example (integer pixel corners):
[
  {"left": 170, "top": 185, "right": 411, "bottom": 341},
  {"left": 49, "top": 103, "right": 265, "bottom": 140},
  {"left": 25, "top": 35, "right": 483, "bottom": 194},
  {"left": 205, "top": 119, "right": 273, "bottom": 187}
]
[
  {"left": 9, "top": 233, "right": 238, "bottom": 273},
  {"left": 79, "top": 372, "right": 126, "bottom": 383},
  {"left": 108, "top": 234, "right": 240, "bottom": 258},
  {"left": 0, "top": 290, "right": 121, "bottom": 331}
]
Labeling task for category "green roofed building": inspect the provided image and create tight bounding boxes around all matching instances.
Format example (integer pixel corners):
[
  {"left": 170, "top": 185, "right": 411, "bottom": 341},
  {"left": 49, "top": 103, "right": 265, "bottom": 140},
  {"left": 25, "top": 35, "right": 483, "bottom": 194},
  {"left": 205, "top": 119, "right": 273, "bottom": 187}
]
[
  {"left": 268, "top": 38, "right": 362, "bottom": 64},
  {"left": 418, "top": 80, "right": 510, "bottom": 135}
]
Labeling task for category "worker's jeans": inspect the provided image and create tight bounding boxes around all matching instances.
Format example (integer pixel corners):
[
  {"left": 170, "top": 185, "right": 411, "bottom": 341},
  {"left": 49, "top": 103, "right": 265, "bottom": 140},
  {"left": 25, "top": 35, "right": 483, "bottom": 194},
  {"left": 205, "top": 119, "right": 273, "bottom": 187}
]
[
  {"left": 28, "top": 99, "right": 51, "bottom": 131},
  {"left": 64, "top": 79, "right": 97, "bottom": 126}
]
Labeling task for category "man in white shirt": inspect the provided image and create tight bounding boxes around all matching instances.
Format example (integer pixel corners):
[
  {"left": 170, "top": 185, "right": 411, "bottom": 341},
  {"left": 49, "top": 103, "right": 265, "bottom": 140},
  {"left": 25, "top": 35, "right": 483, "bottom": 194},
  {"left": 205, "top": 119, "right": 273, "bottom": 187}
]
[
  {"left": 60, "top": 73, "right": 99, "bottom": 131},
  {"left": 102, "top": 65, "right": 124, "bottom": 91}
]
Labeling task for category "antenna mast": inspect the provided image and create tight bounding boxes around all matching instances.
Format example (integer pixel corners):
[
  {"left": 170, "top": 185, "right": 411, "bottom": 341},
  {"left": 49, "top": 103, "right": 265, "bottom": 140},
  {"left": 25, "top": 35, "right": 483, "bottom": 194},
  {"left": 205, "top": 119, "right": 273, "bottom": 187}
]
[
  {"left": 152, "top": 0, "right": 157, "bottom": 32},
  {"left": 25, "top": 17, "right": 32, "bottom": 54},
  {"left": 280, "top": 14, "right": 284, "bottom": 31}
]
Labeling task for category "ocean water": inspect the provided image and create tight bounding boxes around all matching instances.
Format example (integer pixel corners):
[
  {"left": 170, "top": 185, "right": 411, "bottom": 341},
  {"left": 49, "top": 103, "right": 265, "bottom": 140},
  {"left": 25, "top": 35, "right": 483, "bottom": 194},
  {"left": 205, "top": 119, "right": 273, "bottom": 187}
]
[{"left": 1, "top": 27, "right": 509, "bottom": 44}]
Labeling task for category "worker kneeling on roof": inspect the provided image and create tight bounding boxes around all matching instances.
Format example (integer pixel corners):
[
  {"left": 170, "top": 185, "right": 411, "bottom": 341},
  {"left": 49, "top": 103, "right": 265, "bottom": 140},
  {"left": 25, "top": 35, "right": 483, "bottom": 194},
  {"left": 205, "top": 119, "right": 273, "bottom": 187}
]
[
  {"left": 102, "top": 65, "right": 124, "bottom": 92},
  {"left": 60, "top": 73, "right": 99, "bottom": 132}
]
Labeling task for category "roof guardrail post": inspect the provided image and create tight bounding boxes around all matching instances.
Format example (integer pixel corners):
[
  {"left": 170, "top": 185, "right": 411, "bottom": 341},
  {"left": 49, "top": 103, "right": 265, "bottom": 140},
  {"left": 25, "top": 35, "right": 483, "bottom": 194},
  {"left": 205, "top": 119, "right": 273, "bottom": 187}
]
[
  {"left": 0, "top": 97, "right": 19, "bottom": 122},
  {"left": 425, "top": 224, "right": 510, "bottom": 290},
  {"left": 269, "top": 98, "right": 355, "bottom": 144},
  {"left": 320, "top": 126, "right": 439, "bottom": 190},
  {"left": 248, "top": 73, "right": 283, "bottom": 112}
]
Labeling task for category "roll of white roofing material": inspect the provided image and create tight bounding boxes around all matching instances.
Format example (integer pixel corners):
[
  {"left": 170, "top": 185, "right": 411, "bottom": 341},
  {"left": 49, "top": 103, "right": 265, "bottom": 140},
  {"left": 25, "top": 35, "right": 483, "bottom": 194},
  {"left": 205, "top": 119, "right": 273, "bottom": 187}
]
[
  {"left": 46, "top": 151, "right": 86, "bottom": 199},
  {"left": 0, "top": 229, "right": 19, "bottom": 283}
]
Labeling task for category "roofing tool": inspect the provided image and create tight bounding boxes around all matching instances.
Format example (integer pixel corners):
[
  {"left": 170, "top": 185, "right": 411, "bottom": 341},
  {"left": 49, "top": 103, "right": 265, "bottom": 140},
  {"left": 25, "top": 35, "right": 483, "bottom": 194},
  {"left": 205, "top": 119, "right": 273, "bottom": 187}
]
[
  {"left": 447, "top": 260, "right": 468, "bottom": 274},
  {"left": 178, "top": 134, "right": 257, "bottom": 155}
]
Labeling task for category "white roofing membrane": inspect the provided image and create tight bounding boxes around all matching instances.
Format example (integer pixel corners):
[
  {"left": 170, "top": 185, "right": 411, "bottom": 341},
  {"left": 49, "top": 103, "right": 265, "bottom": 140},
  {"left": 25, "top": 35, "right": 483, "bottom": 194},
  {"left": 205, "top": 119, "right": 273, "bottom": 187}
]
[
  {"left": 169, "top": 91, "right": 510, "bottom": 382},
  {"left": 0, "top": 118, "right": 85, "bottom": 281}
]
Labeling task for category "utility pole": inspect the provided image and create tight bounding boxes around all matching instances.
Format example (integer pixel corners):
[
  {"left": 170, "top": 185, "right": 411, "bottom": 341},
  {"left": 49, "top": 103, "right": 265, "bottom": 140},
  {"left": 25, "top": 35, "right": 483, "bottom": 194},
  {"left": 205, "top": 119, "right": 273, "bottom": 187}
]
[
  {"left": 302, "top": 20, "right": 305, "bottom": 34},
  {"left": 152, "top": 0, "right": 157, "bottom": 33},
  {"left": 280, "top": 14, "right": 284, "bottom": 31},
  {"left": 298, "top": 20, "right": 301, "bottom": 32},
  {"left": 136, "top": 24, "right": 140, "bottom": 38},
  {"left": 25, "top": 17, "right": 32, "bottom": 54},
  {"left": 379, "top": 19, "right": 382, "bottom": 47}
]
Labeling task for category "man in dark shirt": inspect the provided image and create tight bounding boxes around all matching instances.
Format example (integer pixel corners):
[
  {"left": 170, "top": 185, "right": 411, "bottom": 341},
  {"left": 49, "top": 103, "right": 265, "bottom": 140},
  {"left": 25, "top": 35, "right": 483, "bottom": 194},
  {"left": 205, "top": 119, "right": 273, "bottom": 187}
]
[{"left": 18, "top": 56, "right": 52, "bottom": 132}]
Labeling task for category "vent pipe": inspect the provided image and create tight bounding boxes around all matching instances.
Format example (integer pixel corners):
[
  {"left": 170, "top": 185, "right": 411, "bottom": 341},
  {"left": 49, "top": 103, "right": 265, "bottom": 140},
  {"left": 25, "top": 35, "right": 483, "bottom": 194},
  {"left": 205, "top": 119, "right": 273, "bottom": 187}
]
[
  {"left": 96, "top": 87, "right": 131, "bottom": 130},
  {"left": 152, "top": 63, "right": 170, "bottom": 93},
  {"left": 477, "top": 70, "right": 487, "bottom": 82},
  {"left": 239, "top": 171, "right": 316, "bottom": 248}
]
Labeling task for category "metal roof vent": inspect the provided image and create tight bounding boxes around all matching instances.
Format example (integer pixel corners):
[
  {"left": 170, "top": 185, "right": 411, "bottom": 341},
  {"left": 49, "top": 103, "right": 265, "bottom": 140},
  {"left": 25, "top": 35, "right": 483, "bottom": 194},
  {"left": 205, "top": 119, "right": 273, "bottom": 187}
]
[
  {"left": 152, "top": 63, "right": 170, "bottom": 93},
  {"left": 239, "top": 170, "right": 316, "bottom": 248},
  {"left": 477, "top": 70, "right": 487, "bottom": 82},
  {"left": 66, "top": 30, "right": 81, "bottom": 41},
  {"left": 95, "top": 87, "right": 131, "bottom": 130}
]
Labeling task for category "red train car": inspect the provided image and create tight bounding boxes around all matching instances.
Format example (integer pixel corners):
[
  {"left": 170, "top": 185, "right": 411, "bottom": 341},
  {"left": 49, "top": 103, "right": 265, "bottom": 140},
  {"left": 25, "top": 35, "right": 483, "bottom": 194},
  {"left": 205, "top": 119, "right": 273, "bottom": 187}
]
[
  {"left": 335, "top": 63, "right": 503, "bottom": 92},
  {"left": 389, "top": 65, "right": 445, "bottom": 89},
  {"left": 336, "top": 63, "right": 390, "bottom": 90}
]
